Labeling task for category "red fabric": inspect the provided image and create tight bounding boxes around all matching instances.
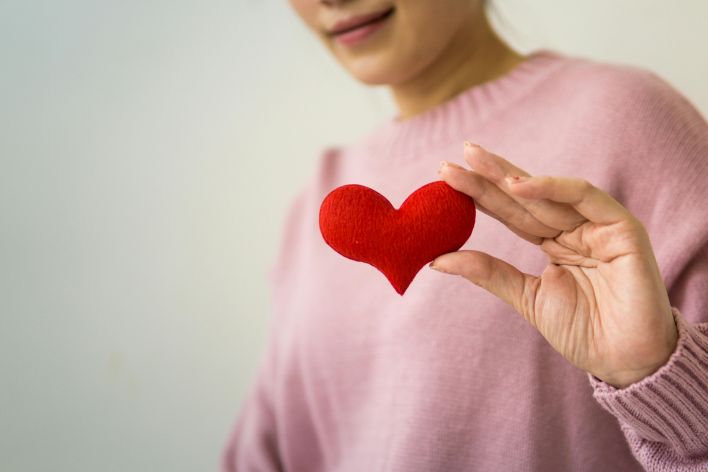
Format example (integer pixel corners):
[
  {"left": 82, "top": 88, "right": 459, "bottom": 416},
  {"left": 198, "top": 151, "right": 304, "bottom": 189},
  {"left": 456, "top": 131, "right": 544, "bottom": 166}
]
[{"left": 318, "top": 181, "right": 476, "bottom": 295}]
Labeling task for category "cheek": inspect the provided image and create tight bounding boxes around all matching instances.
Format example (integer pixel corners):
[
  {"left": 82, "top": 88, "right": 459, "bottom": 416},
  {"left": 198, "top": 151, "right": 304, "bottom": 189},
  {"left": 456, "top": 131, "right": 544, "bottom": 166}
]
[
  {"left": 288, "top": 0, "right": 318, "bottom": 30},
  {"left": 326, "top": 24, "right": 413, "bottom": 83},
  {"left": 360, "top": 6, "right": 458, "bottom": 79},
  {"left": 306, "top": 0, "right": 473, "bottom": 85}
]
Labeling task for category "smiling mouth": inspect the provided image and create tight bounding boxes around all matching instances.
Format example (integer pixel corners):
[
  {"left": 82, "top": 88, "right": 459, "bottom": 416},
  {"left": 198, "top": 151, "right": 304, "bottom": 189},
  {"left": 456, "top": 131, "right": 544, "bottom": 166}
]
[{"left": 329, "top": 7, "right": 395, "bottom": 36}]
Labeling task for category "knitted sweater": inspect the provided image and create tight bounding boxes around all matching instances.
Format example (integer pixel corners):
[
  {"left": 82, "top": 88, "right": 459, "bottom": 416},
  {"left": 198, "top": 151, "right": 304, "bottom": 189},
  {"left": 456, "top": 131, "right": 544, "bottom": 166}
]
[{"left": 222, "top": 49, "right": 708, "bottom": 471}]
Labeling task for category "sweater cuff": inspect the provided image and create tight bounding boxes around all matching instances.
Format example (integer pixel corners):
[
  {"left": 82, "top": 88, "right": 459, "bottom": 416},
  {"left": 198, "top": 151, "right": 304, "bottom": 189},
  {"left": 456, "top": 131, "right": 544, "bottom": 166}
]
[{"left": 588, "top": 306, "right": 708, "bottom": 457}]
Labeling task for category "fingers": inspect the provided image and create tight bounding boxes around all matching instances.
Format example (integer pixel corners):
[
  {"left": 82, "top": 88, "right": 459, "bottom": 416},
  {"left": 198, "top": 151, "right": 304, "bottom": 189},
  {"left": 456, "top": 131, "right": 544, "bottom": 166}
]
[
  {"left": 495, "top": 215, "right": 545, "bottom": 245},
  {"left": 540, "top": 237, "right": 596, "bottom": 267},
  {"left": 462, "top": 143, "right": 588, "bottom": 231},
  {"left": 439, "top": 161, "right": 560, "bottom": 240},
  {"left": 506, "top": 175, "right": 631, "bottom": 225},
  {"left": 430, "top": 250, "right": 539, "bottom": 323}
]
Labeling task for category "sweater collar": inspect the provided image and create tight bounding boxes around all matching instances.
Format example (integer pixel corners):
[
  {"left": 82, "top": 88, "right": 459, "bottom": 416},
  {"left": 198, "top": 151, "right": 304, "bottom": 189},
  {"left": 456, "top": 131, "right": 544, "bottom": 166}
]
[{"left": 354, "top": 49, "right": 568, "bottom": 161}]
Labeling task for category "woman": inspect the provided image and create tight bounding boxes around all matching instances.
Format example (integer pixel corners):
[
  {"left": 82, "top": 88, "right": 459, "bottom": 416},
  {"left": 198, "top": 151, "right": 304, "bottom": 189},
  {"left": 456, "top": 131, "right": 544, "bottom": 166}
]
[{"left": 223, "top": 1, "right": 708, "bottom": 470}]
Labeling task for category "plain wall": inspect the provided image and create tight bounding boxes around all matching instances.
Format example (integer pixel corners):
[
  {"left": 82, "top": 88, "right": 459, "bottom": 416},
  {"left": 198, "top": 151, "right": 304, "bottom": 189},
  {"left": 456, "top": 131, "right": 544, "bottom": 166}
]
[{"left": 1, "top": 1, "right": 706, "bottom": 470}]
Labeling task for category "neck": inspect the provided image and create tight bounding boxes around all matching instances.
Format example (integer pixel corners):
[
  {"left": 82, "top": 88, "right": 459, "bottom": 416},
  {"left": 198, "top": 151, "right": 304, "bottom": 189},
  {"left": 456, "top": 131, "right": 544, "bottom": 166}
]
[{"left": 390, "top": 8, "right": 525, "bottom": 120}]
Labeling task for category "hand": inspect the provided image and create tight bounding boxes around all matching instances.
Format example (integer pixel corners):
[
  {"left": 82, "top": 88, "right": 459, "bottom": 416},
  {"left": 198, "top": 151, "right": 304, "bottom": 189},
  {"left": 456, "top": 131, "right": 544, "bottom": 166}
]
[{"left": 432, "top": 142, "right": 678, "bottom": 388}]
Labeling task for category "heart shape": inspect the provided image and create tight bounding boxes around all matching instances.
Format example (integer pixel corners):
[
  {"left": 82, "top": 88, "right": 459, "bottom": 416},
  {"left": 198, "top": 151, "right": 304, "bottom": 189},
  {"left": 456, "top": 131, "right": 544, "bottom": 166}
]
[{"left": 318, "top": 181, "right": 476, "bottom": 295}]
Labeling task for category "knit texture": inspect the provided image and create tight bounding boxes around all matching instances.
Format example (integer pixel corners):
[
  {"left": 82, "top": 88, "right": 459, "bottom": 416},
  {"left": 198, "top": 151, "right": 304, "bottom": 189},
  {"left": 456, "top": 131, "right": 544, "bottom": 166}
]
[
  {"left": 589, "top": 307, "right": 708, "bottom": 470},
  {"left": 223, "top": 49, "right": 708, "bottom": 471},
  {"left": 318, "top": 181, "right": 476, "bottom": 295}
]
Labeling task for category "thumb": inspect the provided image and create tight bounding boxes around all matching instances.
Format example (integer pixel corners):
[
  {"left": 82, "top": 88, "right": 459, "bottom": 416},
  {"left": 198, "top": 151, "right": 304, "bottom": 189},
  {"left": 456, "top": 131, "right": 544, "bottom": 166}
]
[{"left": 430, "top": 250, "right": 539, "bottom": 321}]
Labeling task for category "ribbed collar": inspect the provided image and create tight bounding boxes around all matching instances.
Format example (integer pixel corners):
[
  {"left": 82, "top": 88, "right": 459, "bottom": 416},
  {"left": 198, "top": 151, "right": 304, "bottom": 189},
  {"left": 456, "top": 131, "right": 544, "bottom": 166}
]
[{"left": 353, "top": 48, "right": 569, "bottom": 161}]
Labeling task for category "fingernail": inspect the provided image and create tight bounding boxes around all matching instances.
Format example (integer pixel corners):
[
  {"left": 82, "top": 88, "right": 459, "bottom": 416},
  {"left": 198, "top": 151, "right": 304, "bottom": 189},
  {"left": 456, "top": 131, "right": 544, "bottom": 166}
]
[
  {"left": 438, "top": 160, "right": 465, "bottom": 174},
  {"left": 429, "top": 260, "right": 452, "bottom": 274},
  {"left": 505, "top": 175, "right": 529, "bottom": 185},
  {"left": 464, "top": 141, "right": 483, "bottom": 152}
]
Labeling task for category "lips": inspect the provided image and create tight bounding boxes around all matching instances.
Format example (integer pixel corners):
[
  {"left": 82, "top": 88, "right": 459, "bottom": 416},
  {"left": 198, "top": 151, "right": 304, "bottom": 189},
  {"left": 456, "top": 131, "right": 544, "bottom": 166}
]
[{"left": 328, "top": 7, "right": 395, "bottom": 36}]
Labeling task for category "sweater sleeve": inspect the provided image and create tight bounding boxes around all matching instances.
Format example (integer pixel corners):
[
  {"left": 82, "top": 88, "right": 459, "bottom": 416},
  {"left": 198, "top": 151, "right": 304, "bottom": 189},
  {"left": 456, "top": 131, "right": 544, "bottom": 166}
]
[
  {"left": 587, "top": 307, "right": 708, "bottom": 471},
  {"left": 585, "top": 67, "right": 708, "bottom": 470}
]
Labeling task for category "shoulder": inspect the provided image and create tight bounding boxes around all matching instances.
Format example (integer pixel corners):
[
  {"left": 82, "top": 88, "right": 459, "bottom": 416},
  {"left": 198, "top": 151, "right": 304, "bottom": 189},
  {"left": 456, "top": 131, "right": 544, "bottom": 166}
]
[
  {"left": 534, "top": 52, "right": 708, "bottom": 183},
  {"left": 541, "top": 53, "right": 706, "bottom": 133},
  {"left": 536, "top": 54, "right": 708, "bottom": 282},
  {"left": 266, "top": 145, "right": 345, "bottom": 286},
  {"left": 282, "top": 145, "right": 345, "bottom": 214}
]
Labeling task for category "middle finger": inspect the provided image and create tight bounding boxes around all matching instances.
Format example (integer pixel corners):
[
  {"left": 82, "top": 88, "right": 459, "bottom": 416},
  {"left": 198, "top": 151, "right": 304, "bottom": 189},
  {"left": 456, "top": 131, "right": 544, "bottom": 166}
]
[
  {"left": 439, "top": 162, "right": 559, "bottom": 239},
  {"left": 463, "top": 142, "right": 587, "bottom": 232}
]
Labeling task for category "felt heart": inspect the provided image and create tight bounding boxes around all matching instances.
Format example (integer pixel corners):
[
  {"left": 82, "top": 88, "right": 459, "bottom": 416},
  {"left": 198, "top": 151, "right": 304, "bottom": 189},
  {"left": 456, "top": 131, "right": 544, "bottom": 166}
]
[{"left": 318, "top": 181, "right": 476, "bottom": 295}]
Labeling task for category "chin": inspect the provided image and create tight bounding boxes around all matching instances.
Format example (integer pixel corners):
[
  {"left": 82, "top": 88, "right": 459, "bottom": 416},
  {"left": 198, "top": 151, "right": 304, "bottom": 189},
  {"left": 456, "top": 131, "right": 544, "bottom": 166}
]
[
  {"left": 341, "top": 57, "right": 411, "bottom": 86},
  {"left": 348, "top": 69, "right": 392, "bottom": 86}
]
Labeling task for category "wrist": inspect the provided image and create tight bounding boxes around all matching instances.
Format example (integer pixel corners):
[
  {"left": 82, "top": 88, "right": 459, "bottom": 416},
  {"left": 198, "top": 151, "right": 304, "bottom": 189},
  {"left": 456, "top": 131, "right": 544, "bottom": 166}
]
[{"left": 594, "top": 309, "right": 679, "bottom": 389}]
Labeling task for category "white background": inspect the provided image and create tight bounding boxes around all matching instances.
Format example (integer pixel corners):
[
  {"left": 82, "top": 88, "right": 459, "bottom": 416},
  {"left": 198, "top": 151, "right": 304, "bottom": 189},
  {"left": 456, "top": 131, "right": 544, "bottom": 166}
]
[{"left": 1, "top": 1, "right": 707, "bottom": 470}]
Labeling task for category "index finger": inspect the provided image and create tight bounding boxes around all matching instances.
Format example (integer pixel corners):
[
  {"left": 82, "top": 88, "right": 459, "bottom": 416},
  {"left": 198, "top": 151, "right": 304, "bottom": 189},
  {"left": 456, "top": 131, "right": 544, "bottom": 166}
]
[{"left": 463, "top": 142, "right": 587, "bottom": 231}]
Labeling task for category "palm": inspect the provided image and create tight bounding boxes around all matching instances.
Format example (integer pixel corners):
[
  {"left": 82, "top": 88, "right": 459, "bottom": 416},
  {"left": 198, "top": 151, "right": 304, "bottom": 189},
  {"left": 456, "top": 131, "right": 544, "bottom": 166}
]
[
  {"left": 532, "top": 220, "right": 671, "bottom": 382},
  {"left": 435, "top": 143, "right": 677, "bottom": 388}
]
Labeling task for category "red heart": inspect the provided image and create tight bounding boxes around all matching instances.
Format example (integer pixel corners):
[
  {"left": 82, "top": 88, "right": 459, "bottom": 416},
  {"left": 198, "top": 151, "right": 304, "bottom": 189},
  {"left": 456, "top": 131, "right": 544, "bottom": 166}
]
[{"left": 318, "top": 181, "right": 476, "bottom": 295}]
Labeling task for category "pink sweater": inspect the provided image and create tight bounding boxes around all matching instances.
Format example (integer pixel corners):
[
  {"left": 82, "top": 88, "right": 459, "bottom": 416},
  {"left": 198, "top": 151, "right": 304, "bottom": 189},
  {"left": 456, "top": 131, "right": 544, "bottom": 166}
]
[{"left": 223, "top": 49, "right": 708, "bottom": 471}]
